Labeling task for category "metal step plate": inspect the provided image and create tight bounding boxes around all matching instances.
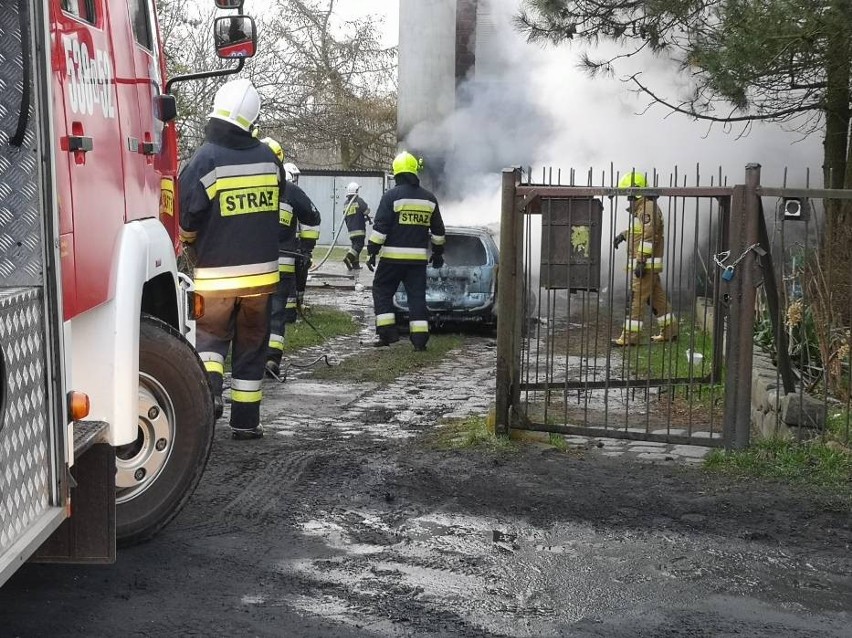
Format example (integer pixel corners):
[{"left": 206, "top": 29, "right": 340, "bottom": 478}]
[
  {"left": 74, "top": 421, "right": 108, "bottom": 458},
  {"left": 0, "top": 287, "right": 51, "bottom": 560}
]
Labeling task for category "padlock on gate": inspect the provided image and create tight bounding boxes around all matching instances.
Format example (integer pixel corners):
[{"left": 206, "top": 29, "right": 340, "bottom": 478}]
[{"left": 722, "top": 266, "right": 735, "bottom": 282}]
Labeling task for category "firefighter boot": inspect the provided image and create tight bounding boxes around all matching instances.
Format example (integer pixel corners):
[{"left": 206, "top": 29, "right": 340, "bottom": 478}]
[
  {"left": 372, "top": 325, "right": 400, "bottom": 347},
  {"left": 231, "top": 424, "right": 264, "bottom": 440},
  {"left": 612, "top": 320, "right": 642, "bottom": 347},
  {"left": 213, "top": 394, "right": 224, "bottom": 420},
  {"left": 611, "top": 335, "right": 635, "bottom": 347},
  {"left": 343, "top": 252, "right": 355, "bottom": 271},
  {"left": 372, "top": 334, "right": 400, "bottom": 347},
  {"left": 651, "top": 313, "right": 679, "bottom": 343}
]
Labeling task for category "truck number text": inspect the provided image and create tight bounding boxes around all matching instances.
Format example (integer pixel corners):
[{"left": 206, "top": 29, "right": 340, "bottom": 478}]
[{"left": 62, "top": 34, "right": 116, "bottom": 119}]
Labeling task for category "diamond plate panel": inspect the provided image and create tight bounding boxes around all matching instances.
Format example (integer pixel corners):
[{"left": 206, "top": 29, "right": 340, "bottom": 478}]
[
  {"left": 0, "top": 0, "right": 43, "bottom": 286},
  {"left": 0, "top": 288, "right": 51, "bottom": 558}
]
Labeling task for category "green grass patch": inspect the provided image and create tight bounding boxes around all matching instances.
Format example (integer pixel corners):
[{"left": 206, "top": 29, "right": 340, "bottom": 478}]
[
  {"left": 826, "top": 406, "right": 852, "bottom": 442},
  {"left": 630, "top": 325, "right": 716, "bottom": 381},
  {"left": 224, "top": 306, "right": 357, "bottom": 371},
  {"left": 312, "top": 333, "right": 464, "bottom": 383},
  {"left": 548, "top": 432, "right": 568, "bottom": 451},
  {"left": 314, "top": 245, "right": 352, "bottom": 264},
  {"left": 705, "top": 438, "right": 852, "bottom": 493},
  {"left": 283, "top": 306, "right": 359, "bottom": 352},
  {"left": 430, "top": 415, "right": 515, "bottom": 452}
]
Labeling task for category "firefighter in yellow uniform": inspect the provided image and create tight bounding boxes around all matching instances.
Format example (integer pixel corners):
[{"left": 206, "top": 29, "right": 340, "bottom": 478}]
[{"left": 612, "top": 171, "right": 678, "bottom": 346}]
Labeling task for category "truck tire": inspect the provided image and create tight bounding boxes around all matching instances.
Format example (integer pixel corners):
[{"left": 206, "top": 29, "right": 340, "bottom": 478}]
[{"left": 115, "top": 315, "right": 214, "bottom": 546}]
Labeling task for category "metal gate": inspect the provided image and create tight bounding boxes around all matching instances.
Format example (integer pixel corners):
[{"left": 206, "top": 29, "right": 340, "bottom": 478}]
[
  {"left": 495, "top": 164, "right": 852, "bottom": 450},
  {"left": 495, "top": 165, "right": 764, "bottom": 448}
]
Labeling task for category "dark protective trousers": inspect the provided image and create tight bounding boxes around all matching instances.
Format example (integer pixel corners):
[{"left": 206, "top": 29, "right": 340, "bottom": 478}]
[
  {"left": 287, "top": 254, "right": 311, "bottom": 323},
  {"left": 372, "top": 260, "right": 429, "bottom": 348},
  {"left": 197, "top": 294, "right": 271, "bottom": 430},
  {"left": 347, "top": 236, "right": 365, "bottom": 263},
  {"left": 267, "top": 273, "right": 296, "bottom": 366}
]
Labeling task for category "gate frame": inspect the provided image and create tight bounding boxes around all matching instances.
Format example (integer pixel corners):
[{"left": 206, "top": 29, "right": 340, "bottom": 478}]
[{"left": 495, "top": 164, "right": 769, "bottom": 450}]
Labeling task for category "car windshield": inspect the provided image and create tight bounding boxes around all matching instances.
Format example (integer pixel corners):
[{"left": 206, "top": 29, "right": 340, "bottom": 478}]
[{"left": 441, "top": 234, "right": 487, "bottom": 267}]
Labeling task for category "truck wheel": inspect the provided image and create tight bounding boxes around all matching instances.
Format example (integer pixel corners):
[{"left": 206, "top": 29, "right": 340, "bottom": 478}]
[{"left": 115, "top": 315, "right": 214, "bottom": 546}]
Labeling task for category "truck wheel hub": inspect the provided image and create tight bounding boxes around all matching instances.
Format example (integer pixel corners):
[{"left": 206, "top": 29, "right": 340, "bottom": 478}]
[{"left": 115, "top": 372, "right": 175, "bottom": 501}]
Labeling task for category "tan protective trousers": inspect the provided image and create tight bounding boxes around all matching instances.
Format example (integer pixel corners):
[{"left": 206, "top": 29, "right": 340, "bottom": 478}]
[{"left": 618, "top": 273, "right": 678, "bottom": 343}]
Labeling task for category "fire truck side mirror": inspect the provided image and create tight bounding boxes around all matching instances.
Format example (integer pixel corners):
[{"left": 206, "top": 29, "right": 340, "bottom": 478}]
[
  {"left": 214, "top": 16, "right": 257, "bottom": 60},
  {"left": 155, "top": 94, "right": 178, "bottom": 123},
  {"left": 214, "top": 0, "right": 243, "bottom": 8}
]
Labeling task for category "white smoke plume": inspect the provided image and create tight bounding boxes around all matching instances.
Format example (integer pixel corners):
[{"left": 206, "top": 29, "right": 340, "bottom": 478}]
[{"left": 402, "top": 0, "right": 823, "bottom": 228}]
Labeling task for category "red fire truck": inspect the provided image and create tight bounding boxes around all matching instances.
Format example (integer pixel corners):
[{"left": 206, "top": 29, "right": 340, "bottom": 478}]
[{"left": 0, "top": 0, "right": 257, "bottom": 584}]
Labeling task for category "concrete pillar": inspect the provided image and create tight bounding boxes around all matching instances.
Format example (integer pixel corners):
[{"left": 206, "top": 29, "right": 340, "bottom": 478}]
[{"left": 397, "top": 0, "right": 458, "bottom": 142}]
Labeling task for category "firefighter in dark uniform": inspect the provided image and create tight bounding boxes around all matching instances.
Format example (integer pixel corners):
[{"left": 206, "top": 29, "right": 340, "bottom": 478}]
[
  {"left": 366, "top": 151, "right": 445, "bottom": 351},
  {"left": 281, "top": 162, "right": 320, "bottom": 319},
  {"left": 179, "top": 79, "right": 280, "bottom": 440},
  {"left": 342, "top": 181, "right": 371, "bottom": 270},
  {"left": 259, "top": 146, "right": 322, "bottom": 378},
  {"left": 295, "top": 218, "right": 320, "bottom": 310}
]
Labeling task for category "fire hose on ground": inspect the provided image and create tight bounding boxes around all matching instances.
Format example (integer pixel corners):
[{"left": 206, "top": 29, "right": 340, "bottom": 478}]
[
  {"left": 178, "top": 246, "right": 344, "bottom": 385},
  {"left": 309, "top": 204, "right": 352, "bottom": 273},
  {"left": 265, "top": 248, "right": 342, "bottom": 383}
]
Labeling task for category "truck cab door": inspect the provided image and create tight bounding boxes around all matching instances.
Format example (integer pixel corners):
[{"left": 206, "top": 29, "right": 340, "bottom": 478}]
[
  {"left": 103, "top": 0, "right": 146, "bottom": 224},
  {"left": 127, "top": 0, "right": 178, "bottom": 241},
  {"left": 50, "top": 1, "right": 76, "bottom": 316},
  {"left": 54, "top": 0, "right": 125, "bottom": 314}
]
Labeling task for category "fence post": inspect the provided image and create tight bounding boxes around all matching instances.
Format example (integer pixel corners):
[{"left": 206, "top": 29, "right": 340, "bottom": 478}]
[
  {"left": 495, "top": 168, "right": 520, "bottom": 436},
  {"left": 723, "top": 164, "right": 761, "bottom": 449},
  {"left": 757, "top": 211, "right": 797, "bottom": 394}
]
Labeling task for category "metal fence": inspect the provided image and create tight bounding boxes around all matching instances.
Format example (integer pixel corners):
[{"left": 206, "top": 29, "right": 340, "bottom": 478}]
[{"left": 495, "top": 164, "right": 852, "bottom": 450}]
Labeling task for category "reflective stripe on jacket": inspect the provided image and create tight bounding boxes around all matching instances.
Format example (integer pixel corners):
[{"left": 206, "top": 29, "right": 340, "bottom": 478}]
[
  {"left": 621, "top": 198, "right": 665, "bottom": 274},
  {"left": 367, "top": 174, "right": 445, "bottom": 264},
  {"left": 278, "top": 181, "right": 322, "bottom": 256},
  {"left": 344, "top": 194, "right": 370, "bottom": 237},
  {"left": 178, "top": 119, "right": 281, "bottom": 297}
]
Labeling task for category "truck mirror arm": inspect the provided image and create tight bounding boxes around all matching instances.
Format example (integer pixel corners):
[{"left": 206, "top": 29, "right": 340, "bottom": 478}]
[{"left": 164, "top": 58, "right": 245, "bottom": 96}]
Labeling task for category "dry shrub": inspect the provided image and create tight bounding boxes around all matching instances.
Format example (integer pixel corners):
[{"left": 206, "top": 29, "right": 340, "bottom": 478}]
[{"left": 804, "top": 252, "right": 851, "bottom": 402}]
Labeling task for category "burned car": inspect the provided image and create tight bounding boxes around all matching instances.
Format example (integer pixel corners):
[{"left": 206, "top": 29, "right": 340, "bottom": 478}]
[{"left": 393, "top": 225, "right": 499, "bottom": 328}]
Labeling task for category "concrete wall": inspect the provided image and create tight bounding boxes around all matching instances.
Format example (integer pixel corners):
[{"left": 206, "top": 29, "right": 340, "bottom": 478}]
[
  {"left": 751, "top": 348, "right": 826, "bottom": 439},
  {"left": 397, "top": 0, "right": 458, "bottom": 142}
]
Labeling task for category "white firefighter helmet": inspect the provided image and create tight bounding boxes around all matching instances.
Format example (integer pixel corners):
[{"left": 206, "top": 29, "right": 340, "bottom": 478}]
[
  {"left": 346, "top": 181, "right": 359, "bottom": 195},
  {"left": 283, "top": 162, "right": 300, "bottom": 183},
  {"left": 209, "top": 79, "right": 261, "bottom": 132}
]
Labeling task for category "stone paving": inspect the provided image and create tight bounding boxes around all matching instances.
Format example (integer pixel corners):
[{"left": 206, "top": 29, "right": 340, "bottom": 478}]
[{"left": 220, "top": 256, "right": 711, "bottom": 465}]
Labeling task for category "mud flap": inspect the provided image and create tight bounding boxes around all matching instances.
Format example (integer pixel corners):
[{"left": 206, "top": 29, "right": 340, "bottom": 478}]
[{"left": 30, "top": 442, "right": 116, "bottom": 564}]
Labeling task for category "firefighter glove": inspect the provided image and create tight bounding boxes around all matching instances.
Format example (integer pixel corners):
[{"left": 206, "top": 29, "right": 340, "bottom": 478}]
[
  {"left": 633, "top": 261, "right": 646, "bottom": 278},
  {"left": 366, "top": 253, "right": 376, "bottom": 272},
  {"left": 613, "top": 232, "right": 626, "bottom": 250},
  {"left": 428, "top": 253, "right": 444, "bottom": 269}
]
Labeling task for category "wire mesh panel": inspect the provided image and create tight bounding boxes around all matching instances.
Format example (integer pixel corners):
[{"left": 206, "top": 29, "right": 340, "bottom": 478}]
[{"left": 508, "top": 167, "right": 733, "bottom": 445}]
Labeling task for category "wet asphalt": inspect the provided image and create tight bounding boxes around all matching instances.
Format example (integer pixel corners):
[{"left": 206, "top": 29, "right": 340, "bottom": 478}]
[{"left": 0, "top": 260, "right": 850, "bottom": 637}]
